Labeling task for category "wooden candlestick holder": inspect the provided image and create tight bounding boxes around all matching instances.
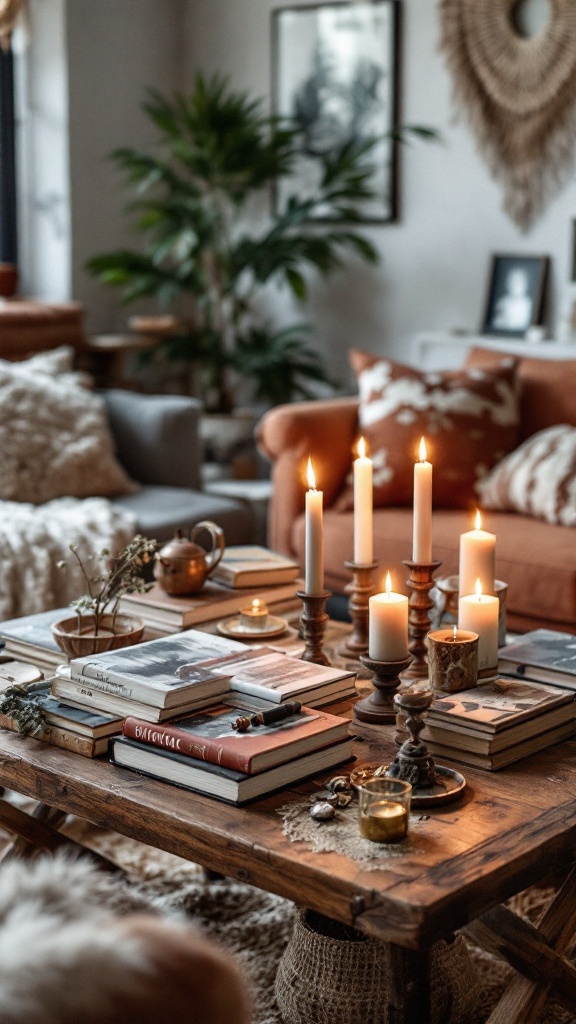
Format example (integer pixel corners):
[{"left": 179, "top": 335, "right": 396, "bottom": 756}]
[
  {"left": 340, "top": 559, "right": 378, "bottom": 657},
  {"left": 297, "top": 590, "right": 332, "bottom": 666},
  {"left": 353, "top": 654, "right": 412, "bottom": 725},
  {"left": 388, "top": 687, "right": 466, "bottom": 806},
  {"left": 401, "top": 559, "right": 442, "bottom": 683}
]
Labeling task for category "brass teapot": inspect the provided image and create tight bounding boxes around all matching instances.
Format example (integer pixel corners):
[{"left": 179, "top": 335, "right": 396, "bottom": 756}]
[{"left": 154, "top": 522, "right": 225, "bottom": 596}]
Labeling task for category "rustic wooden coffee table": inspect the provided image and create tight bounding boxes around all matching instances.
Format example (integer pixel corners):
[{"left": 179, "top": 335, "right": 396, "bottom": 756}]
[{"left": 0, "top": 713, "right": 574, "bottom": 1024}]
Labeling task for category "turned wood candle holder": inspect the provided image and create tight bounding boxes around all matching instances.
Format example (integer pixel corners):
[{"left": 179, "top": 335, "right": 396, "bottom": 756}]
[
  {"left": 297, "top": 590, "right": 332, "bottom": 666},
  {"left": 388, "top": 688, "right": 437, "bottom": 787},
  {"left": 401, "top": 559, "right": 442, "bottom": 683},
  {"left": 353, "top": 654, "right": 412, "bottom": 725},
  {"left": 340, "top": 559, "right": 378, "bottom": 657}
]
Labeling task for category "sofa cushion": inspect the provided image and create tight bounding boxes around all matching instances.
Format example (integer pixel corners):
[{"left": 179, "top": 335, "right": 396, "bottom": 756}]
[
  {"left": 464, "top": 346, "right": 576, "bottom": 439},
  {"left": 0, "top": 354, "right": 137, "bottom": 504},
  {"left": 476, "top": 425, "right": 576, "bottom": 527},
  {"left": 113, "top": 486, "right": 256, "bottom": 545},
  {"left": 344, "top": 349, "right": 520, "bottom": 509}
]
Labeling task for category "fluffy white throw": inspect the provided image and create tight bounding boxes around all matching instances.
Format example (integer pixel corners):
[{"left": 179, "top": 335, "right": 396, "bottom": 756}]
[{"left": 0, "top": 497, "right": 137, "bottom": 620}]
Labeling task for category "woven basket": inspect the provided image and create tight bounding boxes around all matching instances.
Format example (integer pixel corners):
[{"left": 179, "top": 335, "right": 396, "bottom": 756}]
[{"left": 274, "top": 908, "right": 479, "bottom": 1024}]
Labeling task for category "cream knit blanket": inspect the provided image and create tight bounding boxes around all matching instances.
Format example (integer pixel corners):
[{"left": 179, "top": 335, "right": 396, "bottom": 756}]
[{"left": 0, "top": 497, "right": 136, "bottom": 620}]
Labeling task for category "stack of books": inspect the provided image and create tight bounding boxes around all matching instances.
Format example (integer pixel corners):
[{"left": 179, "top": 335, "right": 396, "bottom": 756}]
[
  {"left": 422, "top": 677, "right": 576, "bottom": 770},
  {"left": 0, "top": 677, "right": 124, "bottom": 758},
  {"left": 498, "top": 628, "right": 576, "bottom": 689},
  {"left": 112, "top": 695, "right": 354, "bottom": 804},
  {"left": 118, "top": 578, "right": 301, "bottom": 635},
  {"left": 0, "top": 608, "right": 71, "bottom": 676},
  {"left": 210, "top": 545, "right": 300, "bottom": 589}
]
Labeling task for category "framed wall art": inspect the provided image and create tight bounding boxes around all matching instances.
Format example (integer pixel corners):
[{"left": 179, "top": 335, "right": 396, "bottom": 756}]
[
  {"left": 482, "top": 254, "right": 550, "bottom": 338},
  {"left": 272, "top": 0, "right": 400, "bottom": 222}
]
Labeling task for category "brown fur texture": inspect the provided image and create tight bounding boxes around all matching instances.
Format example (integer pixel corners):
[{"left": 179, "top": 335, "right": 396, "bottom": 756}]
[{"left": 0, "top": 854, "right": 251, "bottom": 1024}]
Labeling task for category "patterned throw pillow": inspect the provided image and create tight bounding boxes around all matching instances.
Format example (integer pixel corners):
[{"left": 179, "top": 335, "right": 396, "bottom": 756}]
[
  {"left": 344, "top": 350, "right": 520, "bottom": 509},
  {"left": 0, "top": 353, "right": 137, "bottom": 504},
  {"left": 476, "top": 425, "right": 576, "bottom": 526}
]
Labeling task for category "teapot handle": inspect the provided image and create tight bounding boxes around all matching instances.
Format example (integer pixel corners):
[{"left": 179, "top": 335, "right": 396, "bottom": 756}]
[{"left": 191, "top": 521, "right": 225, "bottom": 576}]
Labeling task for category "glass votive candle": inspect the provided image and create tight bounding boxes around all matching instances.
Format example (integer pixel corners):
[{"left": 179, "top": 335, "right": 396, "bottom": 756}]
[
  {"left": 358, "top": 777, "right": 411, "bottom": 843},
  {"left": 239, "top": 598, "right": 269, "bottom": 630},
  {"left": 427, "top": 627, "right": 479, "bottom": 693}
]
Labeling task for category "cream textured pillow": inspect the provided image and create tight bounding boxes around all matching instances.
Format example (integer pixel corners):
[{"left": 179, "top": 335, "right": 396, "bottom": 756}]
[
  {"left": 0, "top": 359, "right": 137, "bottom": 504},
  {"left": 476, "top": 425, "right": 576, "bottom": 527}
]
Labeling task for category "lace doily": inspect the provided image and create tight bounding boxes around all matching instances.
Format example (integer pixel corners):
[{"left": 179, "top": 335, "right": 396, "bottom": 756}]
[
  {"left": 439, "top": 0, "right": 576, "bottom": 229},
  {"left": 277, "top": 797, "right": 428, "bottom": 870}
]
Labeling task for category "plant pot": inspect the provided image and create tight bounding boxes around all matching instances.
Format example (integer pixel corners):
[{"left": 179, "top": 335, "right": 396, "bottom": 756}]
[{"left": 51, "top": 613, "right": 144, "bottom": 658}]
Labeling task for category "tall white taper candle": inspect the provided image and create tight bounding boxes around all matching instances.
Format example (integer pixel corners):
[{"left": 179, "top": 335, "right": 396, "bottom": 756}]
[
  {"left": 353, "top": 436, "right": 373, "bottom": 564},
  {"left": 305, "top": 456, "right": 324, "bottom": 596},
  {"left": 412, "top": 436, "right": 433, "bottom": 563}
]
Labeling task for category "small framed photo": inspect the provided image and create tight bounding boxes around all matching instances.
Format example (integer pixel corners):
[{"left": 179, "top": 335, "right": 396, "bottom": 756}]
[
  {"left": 482, "top": 254, "right": 550, "bottom": 337},
  {"left": 272, "top": 0, "right": 400, "bottom": 222}
]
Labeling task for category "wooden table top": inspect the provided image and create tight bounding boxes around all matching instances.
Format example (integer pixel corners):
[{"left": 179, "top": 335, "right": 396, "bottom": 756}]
[{"left": 0, "top": 706, "right": 575, "bottom": 951}]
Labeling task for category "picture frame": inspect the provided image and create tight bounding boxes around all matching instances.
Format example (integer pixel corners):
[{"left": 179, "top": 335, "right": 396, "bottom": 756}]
[
  {"left": 271, "top": 0, "right": 401, "bottom": 223},
  {"left": 482, "top": 254, "right": 550, "bottom": 337}
]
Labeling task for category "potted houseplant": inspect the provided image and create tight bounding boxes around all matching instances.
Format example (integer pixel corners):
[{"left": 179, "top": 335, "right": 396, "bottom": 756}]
[
  {"left": 86, "top": 73, "right": 386, "bottom": 414},
  {"left": 51, "top": 535, "right": 157, "bottom": 658}
]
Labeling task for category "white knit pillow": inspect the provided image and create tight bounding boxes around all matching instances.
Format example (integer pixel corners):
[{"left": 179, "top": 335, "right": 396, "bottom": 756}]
[
  {"left": 476, "top": 424, "right": 576, "bottom": 527},
  {"left": 0, "top": 356, "right": 137, "bottom": 504}
]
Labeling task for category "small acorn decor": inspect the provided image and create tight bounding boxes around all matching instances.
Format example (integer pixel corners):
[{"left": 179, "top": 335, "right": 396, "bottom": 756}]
[{"left": 52, "top": 534, "right": 157, "bottom": 657}]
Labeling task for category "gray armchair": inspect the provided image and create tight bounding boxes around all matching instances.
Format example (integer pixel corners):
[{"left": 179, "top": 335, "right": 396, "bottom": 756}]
[{"left": 102, "top": 390, "right": 255, "bottom": 545}]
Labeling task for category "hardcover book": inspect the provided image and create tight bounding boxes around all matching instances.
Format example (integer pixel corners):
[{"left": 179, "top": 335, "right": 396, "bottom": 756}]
[
  {"left": 118, "top": 577, "right": 301, "bottom": 630},
  {"left": 123, "top": 700, "right": 350, "bottom": 774},
  {"left": 0, "top": 712, "right": 110, "bottom": 758},
  {"left": 422, "top": 700, "right": 576, "bottom": 755},
  {"left": 110, "top": 734, "right": 354, "bottom": 804},
  {"left": 427, "top": 677, "right": 574, "bottom": 732},
  {"left": 217, "top": 648, "right": 357, "bottom": 705},
  {"left": 423, "top": 719, "right": 576, "bottom": 771},
  {"left": 68, "top": 629, "right": 245, "bottom": 708},
  {"left": 51, "top": 672, "right": 220, "bottom": 724},
  {"left": 499, "top": 629, "right": 576, "bottom": 688},
  {"left": 210, "top": 546, "right": 300, "bottom": 589}
]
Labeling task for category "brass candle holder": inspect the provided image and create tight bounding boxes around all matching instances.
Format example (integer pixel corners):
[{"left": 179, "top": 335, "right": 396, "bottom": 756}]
[
  {"left": 340, "top": 559, "right": 378, "bottom": 657},
  {"left": 353, "top": 654, "right": 412, "bottom": 725},
  {"left": 297, "top": 589, "right": 332, "bottom": 666},
  {"left": 401, "top": 559, "right": 442, "bottom": 683}
]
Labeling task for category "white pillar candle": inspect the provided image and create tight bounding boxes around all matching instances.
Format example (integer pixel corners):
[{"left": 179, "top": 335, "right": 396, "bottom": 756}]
[
  {"left": 305, "top": 457, "right": 324, "bottom": 596},
  {"left": 412, "top": 436, "right": 432, "bottom": 563},
  {"left": 353, "top": 436, "right": 373, "bottom": 565},
  {"left": 458, "top": 579, "right": 499, "bottom": 672},
  {"left": 369, "top": 572, "right": 409, "bottom": 661},
  {"left": 459, "top": 509, "right": 495, "bottom": 597}
]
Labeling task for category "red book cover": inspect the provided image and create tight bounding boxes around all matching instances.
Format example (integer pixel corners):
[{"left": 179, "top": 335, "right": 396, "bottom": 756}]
[{"left": 122, "top": 701, "right": 350, "bottom": 774}]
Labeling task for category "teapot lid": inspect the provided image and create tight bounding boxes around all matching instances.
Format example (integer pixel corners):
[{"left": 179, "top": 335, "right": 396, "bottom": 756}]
[{"left": 158, "top": 530, "right": 205, "bottom": 559}]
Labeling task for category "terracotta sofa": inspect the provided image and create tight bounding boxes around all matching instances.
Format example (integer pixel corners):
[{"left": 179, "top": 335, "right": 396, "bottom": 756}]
[{"left": 257, "top": 345, "right": 576, "bottom": 634}]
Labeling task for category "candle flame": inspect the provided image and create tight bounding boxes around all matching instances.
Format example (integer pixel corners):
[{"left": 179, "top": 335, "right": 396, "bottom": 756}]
[
  {"left": 475, "top": 577, "right": 483, "bottom": 600},
  {"left": 252, "top": 599, "right": 260, "bottom": 611},
  {"left": 385, "top": 571, "right": 392, "bottom": 597},
  {"left": 474, "top": 508, "right": 482, "bottom": 531},
  {"left": 306, "top": 456, "right": 316, "bottom": 490},
  {"left": 419, "top": 436, "right": 427, "bottom": 462},
  {"left": 357, "top": 436, "right": 367, "bottom": 459},
  {"left": 453, "top": 624, "right": 458, "bottom": 642}
]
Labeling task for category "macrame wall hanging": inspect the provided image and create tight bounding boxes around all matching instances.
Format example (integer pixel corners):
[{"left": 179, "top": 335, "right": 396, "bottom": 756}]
[
  {"left": 0, "top": 0, "right": 22, "bottom": 52},
  {"left": 439, "top": 0, "right": 576, "bottom": 231}
]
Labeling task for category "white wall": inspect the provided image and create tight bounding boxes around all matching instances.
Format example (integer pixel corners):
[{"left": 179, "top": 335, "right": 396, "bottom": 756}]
[
  {"left": 66, "top": 0, "right": 185, "bottom": 332},
  {"left": 180, "top": 0, "right": 576, "bottom": 388}
]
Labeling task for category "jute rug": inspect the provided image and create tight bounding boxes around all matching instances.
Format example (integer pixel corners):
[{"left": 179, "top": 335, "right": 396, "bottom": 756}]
[{"left": 2, "top": 814, "right": 566, "bottom": 1024}]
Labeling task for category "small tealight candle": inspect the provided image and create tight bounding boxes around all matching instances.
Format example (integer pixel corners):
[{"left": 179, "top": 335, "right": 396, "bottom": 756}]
[
  {"left": 239, "top": 598, "right": 269, "bottom": 630},
  {"left": 358, "top": 777, "right": 411, "bottom": 844},
  {"left": 458, "top": 578, "right": 499, "bottom": 677}
]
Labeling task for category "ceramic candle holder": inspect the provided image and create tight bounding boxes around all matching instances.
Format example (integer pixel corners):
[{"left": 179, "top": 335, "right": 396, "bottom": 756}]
[
  {"left": 428, "top": 628, "right": 479, "bottom": 693},
  {"left": 239, "top": 600, "right": 269, "bottom": 630}
]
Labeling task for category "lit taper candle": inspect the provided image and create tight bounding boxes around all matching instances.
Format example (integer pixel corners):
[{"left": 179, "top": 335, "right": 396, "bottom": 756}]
[
  {"left": 353, "top": 436, "right": 373, "bottom": 565},
  {"left": 305, "top": 456, "right": 324, "bottom": 596},
  {"left": 412, "top": 436, "right": 432, "bottom": 563}
]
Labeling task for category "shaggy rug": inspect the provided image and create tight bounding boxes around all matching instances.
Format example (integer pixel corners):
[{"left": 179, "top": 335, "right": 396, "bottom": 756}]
[{"left": 9, "top": 815, "right": 565, "bottom": 1024}]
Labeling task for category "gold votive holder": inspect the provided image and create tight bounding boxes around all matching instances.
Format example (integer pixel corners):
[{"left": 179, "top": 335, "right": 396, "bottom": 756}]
[
  {"left": 358, "top": 777, "right": 411, "bottom": 843},
  {"left": 239, "top": 599, "right": 269, "bottom": 631},
  {"left": 427, "top": 627, "right": 479, "bottom": 693}
]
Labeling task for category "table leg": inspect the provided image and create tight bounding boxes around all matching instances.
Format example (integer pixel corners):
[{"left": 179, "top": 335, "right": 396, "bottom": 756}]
[{"left": 387, "top": 944, "right": 431, "bottom": 1024}]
